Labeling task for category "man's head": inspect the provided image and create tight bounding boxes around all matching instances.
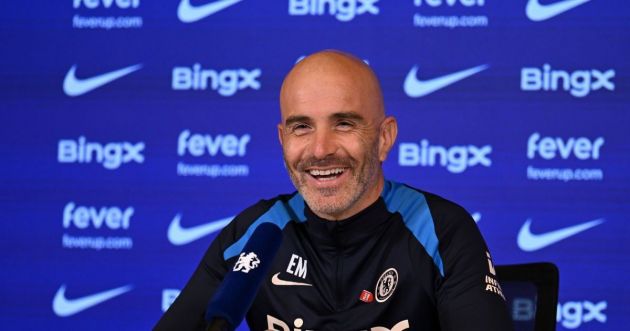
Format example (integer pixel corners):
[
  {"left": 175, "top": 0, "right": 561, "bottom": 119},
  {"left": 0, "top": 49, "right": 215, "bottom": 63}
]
[{"left": 278, "top": 50, "right": 397, "bottom": 220}]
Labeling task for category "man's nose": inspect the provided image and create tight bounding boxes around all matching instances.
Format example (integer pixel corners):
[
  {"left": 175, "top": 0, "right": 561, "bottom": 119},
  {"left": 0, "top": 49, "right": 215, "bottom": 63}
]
[{"left": 310, "top": 129, "right": 337, "bottom": 159}]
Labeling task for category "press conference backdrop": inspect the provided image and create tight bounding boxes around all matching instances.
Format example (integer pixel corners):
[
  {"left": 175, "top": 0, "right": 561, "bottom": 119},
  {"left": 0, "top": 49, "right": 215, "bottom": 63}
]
[{"left": 1, "top": 0, "right": 628, "bottom": 330}]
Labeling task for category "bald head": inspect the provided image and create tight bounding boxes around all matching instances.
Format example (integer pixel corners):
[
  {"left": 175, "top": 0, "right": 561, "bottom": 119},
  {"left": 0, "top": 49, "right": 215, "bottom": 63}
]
[
  {"left": 280, "top": 50, "right": 385, "bottom": 123},
  {"left": 277, "top": 50, "right": 397, "bottom": 220}
]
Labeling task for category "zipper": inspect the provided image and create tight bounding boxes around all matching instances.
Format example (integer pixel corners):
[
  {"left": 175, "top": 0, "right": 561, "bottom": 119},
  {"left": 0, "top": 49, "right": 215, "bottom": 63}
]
[{"left": 333, "top": 222, "right": 343, "bottom": 311}]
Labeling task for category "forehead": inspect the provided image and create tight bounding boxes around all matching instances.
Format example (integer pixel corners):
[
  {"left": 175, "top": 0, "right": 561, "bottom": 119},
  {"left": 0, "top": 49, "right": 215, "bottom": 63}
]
[{"left": 280, "top": 66, "right": 377, "bottom": 122}]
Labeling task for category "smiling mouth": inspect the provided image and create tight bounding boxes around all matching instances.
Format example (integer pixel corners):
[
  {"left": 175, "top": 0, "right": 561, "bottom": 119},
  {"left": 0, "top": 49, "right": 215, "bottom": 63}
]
[{"left": 307, "top": 168, "right": 346, "bottom": 181}]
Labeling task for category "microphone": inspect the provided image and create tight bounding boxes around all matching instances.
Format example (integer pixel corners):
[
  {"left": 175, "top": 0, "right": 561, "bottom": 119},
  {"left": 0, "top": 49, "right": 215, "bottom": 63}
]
[{"left": 205, "top": 222, "right": 283, "bottom": 331}]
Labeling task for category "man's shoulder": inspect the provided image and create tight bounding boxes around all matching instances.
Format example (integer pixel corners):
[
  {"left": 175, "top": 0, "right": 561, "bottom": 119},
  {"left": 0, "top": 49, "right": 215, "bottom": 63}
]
[
  {"left": 240, "top": 192, "right": 300, "bottom": 214},
  {"left": 218, "top": 191, "right": 305, "bottom": 261},
  {"left": 230, "top": 191, "right": 305, "bottom": 231},
  {"left": 384, "top": 181, "right": 477, "bottom": 277},
  {"left": 383, "top": 180, "right": 470, "bottom": 222}
]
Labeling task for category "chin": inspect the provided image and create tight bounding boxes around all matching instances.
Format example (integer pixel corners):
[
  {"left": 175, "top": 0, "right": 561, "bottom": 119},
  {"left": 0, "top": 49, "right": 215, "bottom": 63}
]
[{"left": 301, "top": 187, "right": 357, "bottom": 219}]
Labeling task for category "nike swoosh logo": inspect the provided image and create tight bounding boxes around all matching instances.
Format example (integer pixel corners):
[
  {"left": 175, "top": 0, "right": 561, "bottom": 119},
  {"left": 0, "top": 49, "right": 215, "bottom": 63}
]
[
  {"left": 404, "top": 64, "right": 489, "bottom": 98},
  {"left": 168, "top": 214, "right": 232, "bottom": 246},
  {"left": 526, "top": 0, "right": 591, "bottom": 22},
  {"left": 63, "top": 64, "right": 142, "bottom": 97},
  {"left": 271, "top": 273, "right": 313, "bottom": 287},
  {"left": 517, "top": 218, "right": 604, "bottom": 252},
  {"left": 52, "top": 284, "right": 133, "bottom": 317},
  {"left": 178, "top": 0, "right": 243, "bottom": 23}
]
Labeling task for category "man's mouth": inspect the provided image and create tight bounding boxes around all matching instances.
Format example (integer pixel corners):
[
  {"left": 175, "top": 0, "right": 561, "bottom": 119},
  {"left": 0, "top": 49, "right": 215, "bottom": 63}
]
[{"left": 307, "top": 168, "right": 346, "bottom": 181}]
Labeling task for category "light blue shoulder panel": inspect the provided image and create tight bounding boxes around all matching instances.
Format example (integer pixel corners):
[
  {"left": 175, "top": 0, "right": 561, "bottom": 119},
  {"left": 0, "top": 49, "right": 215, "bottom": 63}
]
[
  {"left": 223, "top": 194, "right": 306, "bottom": 260},
  {"left": 381, "top": 180, "right": 445, "bottom": 276}
]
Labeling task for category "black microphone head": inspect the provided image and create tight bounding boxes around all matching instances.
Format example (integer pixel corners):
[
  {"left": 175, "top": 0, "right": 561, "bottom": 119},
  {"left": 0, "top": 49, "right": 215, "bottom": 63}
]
[{"left": 205, "top": 222, "right": 283, "bottom": 330}]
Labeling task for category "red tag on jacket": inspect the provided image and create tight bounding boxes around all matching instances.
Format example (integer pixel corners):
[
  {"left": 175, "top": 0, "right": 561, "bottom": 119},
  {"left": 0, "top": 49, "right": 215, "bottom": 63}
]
[{"left": 359, "top": 290, "right": 374, "bottom": 303}]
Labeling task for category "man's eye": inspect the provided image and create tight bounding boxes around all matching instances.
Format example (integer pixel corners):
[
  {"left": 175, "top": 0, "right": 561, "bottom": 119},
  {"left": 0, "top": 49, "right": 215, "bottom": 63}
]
[
  {"left": 290, "top": 124, "right": 311, "bottom": 135},
  {"left": 337, "top": 121, "right": 354, "bottom": 130}
]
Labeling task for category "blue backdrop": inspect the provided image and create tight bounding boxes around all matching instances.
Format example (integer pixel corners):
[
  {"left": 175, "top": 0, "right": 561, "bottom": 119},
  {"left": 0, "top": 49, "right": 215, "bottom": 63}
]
[{"left": 1, "top": 0, "right": 628, "bottom": 330}]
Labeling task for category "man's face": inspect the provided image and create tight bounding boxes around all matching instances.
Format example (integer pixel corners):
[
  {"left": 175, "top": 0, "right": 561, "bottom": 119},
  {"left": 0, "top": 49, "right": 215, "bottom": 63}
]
[{"left": 278, "top": 61, "right": 391, "bottom": 220}]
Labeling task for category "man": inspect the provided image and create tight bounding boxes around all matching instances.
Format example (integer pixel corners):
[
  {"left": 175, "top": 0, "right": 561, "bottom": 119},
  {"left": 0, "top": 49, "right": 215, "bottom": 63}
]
[{"left": 155, "top": 50, "right": 512, "bottom": 330}]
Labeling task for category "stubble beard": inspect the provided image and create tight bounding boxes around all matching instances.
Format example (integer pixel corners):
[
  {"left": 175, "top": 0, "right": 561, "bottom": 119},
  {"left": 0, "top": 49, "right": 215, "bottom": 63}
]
[{"left": 284, "top": 142, "right": 381, "bottom": 220}]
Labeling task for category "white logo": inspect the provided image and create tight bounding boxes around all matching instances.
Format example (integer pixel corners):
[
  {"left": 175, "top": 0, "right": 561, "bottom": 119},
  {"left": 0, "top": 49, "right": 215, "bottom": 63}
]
[
  {"left": 557, "top": 300, "right": 607, "bottom": 329},
  {"left": 526, "top": 0, "right": 591, "bottom": 22},
  {"left": 177, "top": 0, "right": 243, "bottom": 23},
  {"left": 266, "top": 315, "right": 409, "bottom": 331},
  {"left": 521, "top": 64, "right": 615, "bottom": 98},
  {"left": 484, "top": 253, "right": 504, "bottom": 301},
  {"left": 267, "top": 315, "right": 309, "bottom": 331},
  {"left": 271, "top": 273, "right": 313, "bottom": 287},
  {"left": 63, "top": 202, "right": 134, "bottom": 230},
  {"left": 72, "top": 0, "right": 143, "bottom": 29},
  {"left": 471, "top": 212, "right": 481, "bottom": 223},
  {"left": 414, "top": 0, "right": 484, "bottom": 7},
  {"left": 486, "top": 251, "right": 496, "bottom": 276},
  {"left": 412, "top": 0, "right": 488, "bottom": 29},
  {"left": 367, "top": 320, "right": 410, "bottom": 331},
  {"left": 167, "top": 214, "right": 232, "bottom": 246},
  {"left": 517, "top": 218, "right": 604, "bottom": 252},
  {"left": 177, "top": 130, "right": 250, "bottom": 157},
  {"left": 398, "top": 140, "right": 492, "bottom": 173},
  {"left": 527, "top": 133, "right": 604, "bottom": 160},
  {"left": 375, "top": 268, "right": 398, "bottom": 303},
  {"left": 404, "top": 64, "right": 488, "bottom": 98},
  {"left": 73, "top": 0, "right": 140, "bottom": 9},
  {"left": 286, "top": 254, "right": 308, "bottom": 279},
  {"left": 176, "top": 130, "right": 251, "bottom": 178},
  {"left": 289, "top": 0, "right": 379, "bottom": 22},
  {"left": 233, "top": 252, "right": 260, "bottom": 273},
  {"left": 63, "top": 64, "right": 142, "bottom": 97},
  {"left": 58, "top": 137, "right": 145, "bottom": 170},
  {"left": 62, "top": 203, "right": 135, "bottom": 250},
  {"left": 52, "top": 284, "right": 132, "bottom": 317},
  {"left": 172, "top": 65, "right": 261, "bottom": 96}
]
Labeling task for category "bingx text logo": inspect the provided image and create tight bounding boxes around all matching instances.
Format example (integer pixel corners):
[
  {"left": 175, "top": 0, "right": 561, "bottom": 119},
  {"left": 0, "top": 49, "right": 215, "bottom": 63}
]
[
  {"left": 172, "top": 64, "right": 261, "bottom": 96},
  {"left": 58, "top": 136, "right": 145, "bottom": 170},
  {"left": 289, "top": 0, "right": 379, "bottom": 22},
  {"left": 399, "top": 139, "right": 492, "bottom": 173}
]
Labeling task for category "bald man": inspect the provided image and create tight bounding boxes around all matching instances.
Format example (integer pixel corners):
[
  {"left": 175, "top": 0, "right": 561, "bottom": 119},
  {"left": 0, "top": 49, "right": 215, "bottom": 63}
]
[{"left": 155, "top": 51, "right": 512, "bottom": 331}]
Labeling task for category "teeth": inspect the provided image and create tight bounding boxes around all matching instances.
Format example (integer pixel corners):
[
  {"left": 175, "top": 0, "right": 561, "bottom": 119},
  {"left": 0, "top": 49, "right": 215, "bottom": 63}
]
[{"left": 309, "top": 168, "right": 344, "bottom": 176}]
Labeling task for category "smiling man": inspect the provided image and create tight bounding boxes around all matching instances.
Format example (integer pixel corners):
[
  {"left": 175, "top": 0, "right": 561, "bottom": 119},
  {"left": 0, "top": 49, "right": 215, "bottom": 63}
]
[
  {"left": 278, "top": 51, "right": 393, "bottom": 221},
  {"left": 155, "top": 50, "right": 512, "bottom": 331}
]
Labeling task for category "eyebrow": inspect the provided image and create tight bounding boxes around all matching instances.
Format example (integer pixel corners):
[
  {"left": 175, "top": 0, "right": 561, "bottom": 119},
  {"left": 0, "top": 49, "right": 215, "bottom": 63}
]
[
  {"left": 284, "top": 115, "right": 311, "bottom": 127},
  {"left": 330, "top": 111, "right": 365, "bottom": 123},
  {"left": 284, "top": 111, "right": 366, "bottom": 126}
]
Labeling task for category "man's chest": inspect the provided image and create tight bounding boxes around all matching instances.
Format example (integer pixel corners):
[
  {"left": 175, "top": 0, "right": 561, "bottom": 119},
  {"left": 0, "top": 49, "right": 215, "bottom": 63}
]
[{"left": 246, "top": 224, "right": 439, "bottom": 330}]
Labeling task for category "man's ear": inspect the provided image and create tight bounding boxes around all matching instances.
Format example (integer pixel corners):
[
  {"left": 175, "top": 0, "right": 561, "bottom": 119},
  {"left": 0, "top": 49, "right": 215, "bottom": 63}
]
[
  {"left": 378, "top": 116, "right": 398, "bottom": 162},
  {"left": 277, "top": 123, "right": 284, "bottom": 147}
]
